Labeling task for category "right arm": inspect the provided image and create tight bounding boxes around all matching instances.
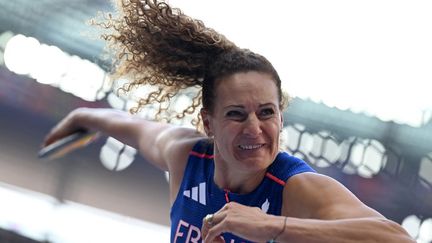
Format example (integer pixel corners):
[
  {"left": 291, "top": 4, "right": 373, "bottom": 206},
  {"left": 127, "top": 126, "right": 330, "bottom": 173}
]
[{"left": 43, "top": 107, "right": 205, "bottom": 202}]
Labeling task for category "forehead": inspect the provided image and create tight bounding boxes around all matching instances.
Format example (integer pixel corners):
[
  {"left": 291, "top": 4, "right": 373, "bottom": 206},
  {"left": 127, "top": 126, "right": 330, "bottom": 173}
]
[{"left": 215, "top": 71, "right": 279, "bottom": 106}]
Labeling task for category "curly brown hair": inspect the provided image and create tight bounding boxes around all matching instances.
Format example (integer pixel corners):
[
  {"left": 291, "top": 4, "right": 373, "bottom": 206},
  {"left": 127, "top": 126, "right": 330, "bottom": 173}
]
[{"left": 94, "top": 0, "right": 287, "bottom": 127}]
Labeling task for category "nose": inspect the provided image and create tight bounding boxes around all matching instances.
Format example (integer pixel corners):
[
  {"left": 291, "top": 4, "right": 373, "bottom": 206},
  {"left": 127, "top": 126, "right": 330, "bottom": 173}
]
[{"left": 243, "top": 114, "right": 262, "bottom": 137}]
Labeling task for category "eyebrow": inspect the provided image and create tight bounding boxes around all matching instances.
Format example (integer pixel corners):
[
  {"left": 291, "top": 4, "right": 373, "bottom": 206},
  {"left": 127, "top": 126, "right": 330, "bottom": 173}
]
[{"left": 223, "top": 103, "right": 277, "bottom": 109}]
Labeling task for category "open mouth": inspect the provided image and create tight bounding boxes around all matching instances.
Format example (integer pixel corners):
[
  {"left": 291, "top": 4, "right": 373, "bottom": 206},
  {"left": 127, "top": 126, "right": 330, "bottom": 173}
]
[{"left": 238, "top": 144, "right": 264, "bottom": 150}]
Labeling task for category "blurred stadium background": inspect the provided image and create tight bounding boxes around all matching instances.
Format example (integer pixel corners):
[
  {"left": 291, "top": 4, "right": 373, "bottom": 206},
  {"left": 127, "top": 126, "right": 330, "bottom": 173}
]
[{"left": 0, "top": 0, "right": 431, "bottom": 242}]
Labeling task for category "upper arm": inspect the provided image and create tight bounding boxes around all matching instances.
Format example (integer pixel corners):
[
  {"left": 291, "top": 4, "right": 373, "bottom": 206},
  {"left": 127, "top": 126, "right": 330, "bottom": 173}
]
[
  {"left": 140, "top": 125, "right": 205, "bottom": 204},
  {"left": 135, "top": 122, "right": 205, "bottom": 171},
  {"left": 282, "top": 172, "right": 383, "bottom": 220},
  {"left": 107, "top": 112, "right": 205, "bottom": 204}
]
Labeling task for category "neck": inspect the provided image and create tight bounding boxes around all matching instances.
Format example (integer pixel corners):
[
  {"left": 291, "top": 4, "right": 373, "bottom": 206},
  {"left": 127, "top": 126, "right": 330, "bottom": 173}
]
[{"left": 213, "top": 158, "right": 267, "bottom": 194}]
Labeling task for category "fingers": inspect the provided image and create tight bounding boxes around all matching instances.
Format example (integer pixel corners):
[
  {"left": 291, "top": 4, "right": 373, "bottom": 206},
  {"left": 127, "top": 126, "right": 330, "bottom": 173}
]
[
  {"left": 202, "top": 204, "right": 232, "bottom": 242},
  {"left": 202, "top": 202, "right": 272, "bottom": 242},
  {"left": 209, "top": 236, "right": 225, "bottom": 243},
  {"left": 43, "top": 130, "right": 65, "bottom": 147},
  {"left": 43, "top": 130, "right": 63, "bottom": 147},
  {"left": 42, "top": 109, "right": 84, "bottom": 147},
  {"left": 204, "top": 214, "right": 215, "bottom": 226},
  {"left": 202, "top": 202, "right": 256, "bottom": 242},
  {"left": 202, "top": 220, "right": 224, "bottom": 243},
  {"left": 202, "top": 213, "right": 215, "bottom": 242},
  {"left": 43, "top": 127, "right": 79, "bottom": 147},
  {"left": 205, "top": 212, "right": 229, "bottom": 242},
  {"left": 202, "top": 212, "right": 223, "bottom": 242}
]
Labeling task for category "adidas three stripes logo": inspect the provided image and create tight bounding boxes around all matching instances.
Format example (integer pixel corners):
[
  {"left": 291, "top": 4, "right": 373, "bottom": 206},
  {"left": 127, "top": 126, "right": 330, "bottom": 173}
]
[{"left": 183, "top": 182, "right": 206, "bottom": 205}]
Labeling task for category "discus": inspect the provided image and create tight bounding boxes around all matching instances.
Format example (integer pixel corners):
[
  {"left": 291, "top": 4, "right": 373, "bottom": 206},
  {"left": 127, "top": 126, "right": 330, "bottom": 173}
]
[{"left": 38, "top": 131, "right": 99, "bottom": 160}]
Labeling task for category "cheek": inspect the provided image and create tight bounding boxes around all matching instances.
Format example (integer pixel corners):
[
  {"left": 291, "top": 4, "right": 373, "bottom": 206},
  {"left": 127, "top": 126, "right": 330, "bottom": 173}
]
[
  {"left": 268, "top": 122, "right": 282, "bottom": 140},
  {"left": 215, "top": 124, "right": 238, "bottom": 147},
  {"left": 219, "top": 126, "right": 236, "bottom": 143}
]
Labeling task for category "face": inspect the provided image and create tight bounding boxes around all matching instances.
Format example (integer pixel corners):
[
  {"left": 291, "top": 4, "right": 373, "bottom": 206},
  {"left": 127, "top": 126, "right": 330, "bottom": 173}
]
[{"left": 202, "top": 71, "right": 283, "bottom": 172}]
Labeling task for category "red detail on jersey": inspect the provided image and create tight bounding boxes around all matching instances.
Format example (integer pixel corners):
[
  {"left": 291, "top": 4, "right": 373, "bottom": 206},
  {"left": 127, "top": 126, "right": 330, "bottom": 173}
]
[
  {"left": 265, "top": 172, "right": 286, "bottom": 186},
  {"left": 189, "top": 151, "right": 215, "bottom": 159},
  {"left": 224, "top": 189, "right": 230, "bottom": 203}
]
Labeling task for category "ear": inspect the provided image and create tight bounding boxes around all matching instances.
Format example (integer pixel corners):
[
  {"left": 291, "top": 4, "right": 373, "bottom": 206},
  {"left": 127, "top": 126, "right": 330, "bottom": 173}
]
[
  {"left": 280, "top": 110, "right": 284, "bottom": 131},
  {"left": 200, "top": 108, "right": 213, "bottom": 136}
]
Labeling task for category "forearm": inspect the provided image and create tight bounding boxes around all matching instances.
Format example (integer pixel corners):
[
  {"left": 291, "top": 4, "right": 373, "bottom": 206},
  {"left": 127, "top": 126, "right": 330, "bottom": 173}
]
[
  {"left": 271, "top": 216, "right": 414, "bottom": 243},
  {"left": 69, "top": 107, "right": 202, "bottom": 171},
  {"left": 71, "top": 108, "right": 169, "bottom": 149},
  {"left": 45, "top": 107, "right": 172, "bottom": 156}
]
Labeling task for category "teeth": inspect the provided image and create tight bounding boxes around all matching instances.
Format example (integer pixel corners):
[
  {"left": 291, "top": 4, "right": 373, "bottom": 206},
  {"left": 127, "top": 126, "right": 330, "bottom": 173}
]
[{"left": 239, "top": 144, "right": 263, "bottom": 150}]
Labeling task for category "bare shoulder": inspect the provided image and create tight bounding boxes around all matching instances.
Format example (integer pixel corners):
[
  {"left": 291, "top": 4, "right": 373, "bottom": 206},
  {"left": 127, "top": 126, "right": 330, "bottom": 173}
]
[
  {"left": 157, "top": 126, "right": 205, "bottom": 173},
  {"left": 154, "top": 127, "right": 207, "bottom": 203},
  {"left": 282, "top": 172, "right": 383, "bottom": 220}
]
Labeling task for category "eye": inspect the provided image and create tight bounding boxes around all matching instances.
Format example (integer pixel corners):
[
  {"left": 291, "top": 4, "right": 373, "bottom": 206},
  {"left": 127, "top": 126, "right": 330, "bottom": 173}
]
[
  {"left": 259, "top": 108, "right": 275, "bottom": 118},
  {"left": 225, "top": 110, "right": 246, "bottom": 120}
]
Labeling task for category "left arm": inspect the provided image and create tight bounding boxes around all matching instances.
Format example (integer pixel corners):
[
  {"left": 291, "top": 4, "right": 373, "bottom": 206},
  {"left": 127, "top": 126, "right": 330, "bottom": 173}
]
[
  {"left": 202, "top": 173, "right": 414, "bottom": 243},
  {"left": 273, "top": 172, "right": 414, "bottom": 243}
]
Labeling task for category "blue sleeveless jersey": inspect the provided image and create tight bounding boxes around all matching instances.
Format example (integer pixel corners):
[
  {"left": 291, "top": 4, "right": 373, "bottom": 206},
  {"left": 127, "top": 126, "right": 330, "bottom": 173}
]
[{"left": 170, "top": 140, "right": 315, "bottom": 243}]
